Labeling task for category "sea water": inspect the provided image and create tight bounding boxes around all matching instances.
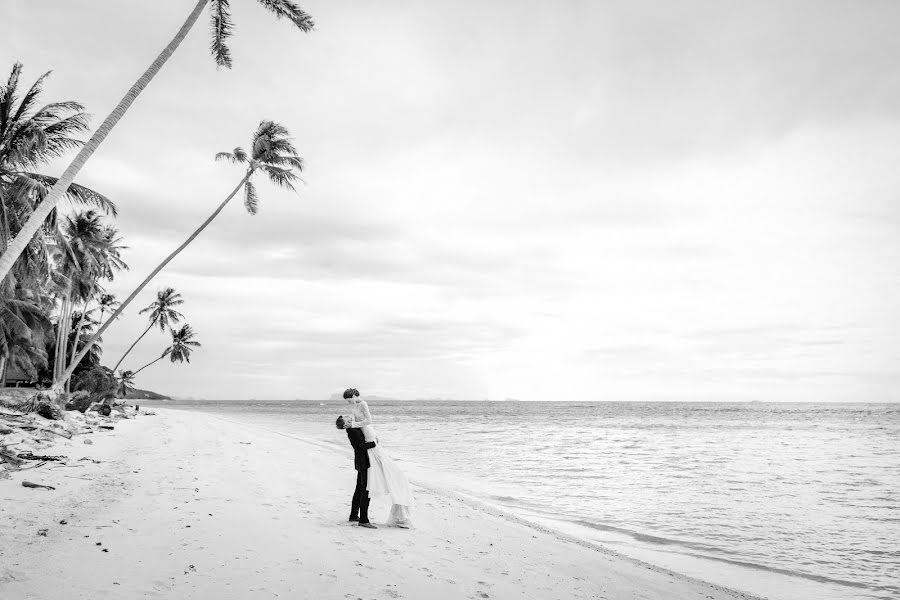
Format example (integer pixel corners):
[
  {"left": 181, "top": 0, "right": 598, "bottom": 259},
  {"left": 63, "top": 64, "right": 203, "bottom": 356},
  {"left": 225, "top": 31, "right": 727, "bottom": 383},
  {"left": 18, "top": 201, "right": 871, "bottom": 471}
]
[{"left": 154, "top": 400, "right": 900, "bottom": 600}]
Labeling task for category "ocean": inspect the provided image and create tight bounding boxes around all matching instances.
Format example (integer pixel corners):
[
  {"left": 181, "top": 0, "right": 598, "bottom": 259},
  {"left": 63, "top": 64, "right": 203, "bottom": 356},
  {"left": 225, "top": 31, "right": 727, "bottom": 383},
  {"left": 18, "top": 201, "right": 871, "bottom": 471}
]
[{"left": 150, "top": 400, "right": 900, "bottom": 600}]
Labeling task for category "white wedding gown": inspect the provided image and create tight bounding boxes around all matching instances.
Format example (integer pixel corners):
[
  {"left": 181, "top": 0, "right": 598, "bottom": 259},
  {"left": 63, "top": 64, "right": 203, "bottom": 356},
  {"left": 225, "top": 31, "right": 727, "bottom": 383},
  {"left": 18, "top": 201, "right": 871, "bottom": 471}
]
[{"left": 348, "top": 401, "right": 414, "bottom": 527}]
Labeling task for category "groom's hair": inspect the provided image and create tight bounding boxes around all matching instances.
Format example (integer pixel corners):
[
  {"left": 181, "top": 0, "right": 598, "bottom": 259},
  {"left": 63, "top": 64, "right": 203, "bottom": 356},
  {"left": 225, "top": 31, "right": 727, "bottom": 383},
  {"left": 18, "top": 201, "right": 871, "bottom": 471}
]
[
  {"left": 342, "top": 388, "right": 360, "bottom": 399},
  {"left": 335, "top": 416, "right": 345, "bottom": 429}
]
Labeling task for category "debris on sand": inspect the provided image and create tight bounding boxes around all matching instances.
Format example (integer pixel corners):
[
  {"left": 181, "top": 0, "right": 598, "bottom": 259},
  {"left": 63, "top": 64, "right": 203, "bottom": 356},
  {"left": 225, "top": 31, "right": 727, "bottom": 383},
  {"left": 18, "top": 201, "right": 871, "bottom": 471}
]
[{"left": 22, "top": 480, "right": 56, "bottom": 490}]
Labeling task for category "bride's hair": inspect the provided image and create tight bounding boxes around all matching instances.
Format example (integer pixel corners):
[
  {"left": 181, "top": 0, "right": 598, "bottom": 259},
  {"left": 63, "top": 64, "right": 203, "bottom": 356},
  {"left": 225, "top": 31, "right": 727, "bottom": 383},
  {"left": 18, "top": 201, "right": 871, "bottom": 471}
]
[
  {"left": 335, "top": 416, "right": 345, "bottom": 429},
  {"left": 342, "top": 388, "right": 360, "bottom": 399}
]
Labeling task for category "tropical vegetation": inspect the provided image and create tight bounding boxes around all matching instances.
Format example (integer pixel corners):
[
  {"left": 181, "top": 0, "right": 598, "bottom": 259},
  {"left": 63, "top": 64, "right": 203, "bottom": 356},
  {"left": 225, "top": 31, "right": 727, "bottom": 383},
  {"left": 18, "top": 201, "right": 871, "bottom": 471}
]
[
  {"left": 0, "top": 0, "right": 313, "bottom": 283},
  {"left": 62, "top": 119, "right": 303, "bottom": 391},
  {"left": 1, "top": 1, "right": 315, "bottom": 412}
]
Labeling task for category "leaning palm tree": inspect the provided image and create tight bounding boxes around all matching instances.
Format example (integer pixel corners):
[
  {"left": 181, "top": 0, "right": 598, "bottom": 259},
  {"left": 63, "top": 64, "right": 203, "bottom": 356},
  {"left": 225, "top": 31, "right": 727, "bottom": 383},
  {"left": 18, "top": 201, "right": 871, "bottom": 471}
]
[
  {"left": 132, "top": 324, "right": 201, "bottom": 377},
  {"left": 0, "top": 1, "right": 314, "bottom": 283},
  {"left": 112, "top": 287, "right": 184, "bottom": 373},
  {"left": 59, "top": 120, "right": 303, "bottom": 391}
]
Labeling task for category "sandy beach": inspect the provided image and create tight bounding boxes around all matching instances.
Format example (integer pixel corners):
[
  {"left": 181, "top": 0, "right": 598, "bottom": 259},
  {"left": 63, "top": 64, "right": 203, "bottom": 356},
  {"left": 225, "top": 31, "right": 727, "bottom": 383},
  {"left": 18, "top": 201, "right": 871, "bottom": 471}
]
[{"left": 0, "top": 408, "right": 763, "bottom": 600}]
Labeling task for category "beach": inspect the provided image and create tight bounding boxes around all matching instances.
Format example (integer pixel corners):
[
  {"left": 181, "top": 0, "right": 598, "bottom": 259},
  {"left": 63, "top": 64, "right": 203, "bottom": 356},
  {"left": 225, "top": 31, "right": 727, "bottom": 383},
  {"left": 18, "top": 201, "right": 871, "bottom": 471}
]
[{"left": 0, "top": 408, "right": 761, "bottom": 600}]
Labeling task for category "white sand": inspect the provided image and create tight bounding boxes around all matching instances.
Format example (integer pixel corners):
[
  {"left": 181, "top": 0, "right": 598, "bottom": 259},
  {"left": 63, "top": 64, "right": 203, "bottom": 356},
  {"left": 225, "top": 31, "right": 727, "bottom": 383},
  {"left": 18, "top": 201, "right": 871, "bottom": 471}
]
[{"left": 0, "top": 408, "right": 762, "bottom": 600}]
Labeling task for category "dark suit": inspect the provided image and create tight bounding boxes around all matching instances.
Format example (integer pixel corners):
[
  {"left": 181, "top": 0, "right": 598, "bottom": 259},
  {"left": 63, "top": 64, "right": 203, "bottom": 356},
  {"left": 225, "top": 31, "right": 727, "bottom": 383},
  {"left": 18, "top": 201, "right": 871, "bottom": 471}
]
[{"left": 346, "top": 427, "right": 376, "bottom": 523}]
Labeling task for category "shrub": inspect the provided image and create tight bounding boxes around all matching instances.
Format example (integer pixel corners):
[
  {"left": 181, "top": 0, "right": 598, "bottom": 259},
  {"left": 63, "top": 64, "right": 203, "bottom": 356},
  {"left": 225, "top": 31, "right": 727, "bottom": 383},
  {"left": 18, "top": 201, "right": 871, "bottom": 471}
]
[
  {"left": 64, "top": 390, "right": 93, "bottom": 413},
  {"left": 70, "top": 366, "right": 117, "bottom": 404}
]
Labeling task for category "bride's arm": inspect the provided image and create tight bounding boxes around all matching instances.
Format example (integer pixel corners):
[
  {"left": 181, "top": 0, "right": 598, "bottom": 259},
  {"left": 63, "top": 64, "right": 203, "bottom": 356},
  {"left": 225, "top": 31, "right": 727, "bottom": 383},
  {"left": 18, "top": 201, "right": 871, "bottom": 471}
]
[{"left": 348, "top": 401, "right": 373, "bottom": 428}]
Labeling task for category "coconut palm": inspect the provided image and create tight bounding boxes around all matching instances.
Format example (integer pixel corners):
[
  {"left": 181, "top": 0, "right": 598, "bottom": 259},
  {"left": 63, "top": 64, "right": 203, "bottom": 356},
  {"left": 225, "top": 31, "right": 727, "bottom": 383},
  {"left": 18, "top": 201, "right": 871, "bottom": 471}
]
[
  {"left": 0, "top": 1, "right": 314, "bottom": 283},
  {"left": 65, "top": 224, "right": 127, "bottom": 380},
  {"left": 132, "top": 324, "right": 201, "bottom": 377},
  {"left": 116, "top": 370, "right": 135, "bottom": 398},
  {"left": 0, "top": 292, "right": 51, "bottom": 385},
  {"left": 97, "top": 293, "right": 119, "bottom": 324},
  {"left": 0, "top": 63, "right": 117, "bottom": 297},
  {"left": 60, "top": 120, "right": 303, "bottom": 391},
  {"left": 112, "top": 287, "right": 184, "bottom": 373},
  {"left": 49, "top": 211, "right": 126, "bottom": 388}
]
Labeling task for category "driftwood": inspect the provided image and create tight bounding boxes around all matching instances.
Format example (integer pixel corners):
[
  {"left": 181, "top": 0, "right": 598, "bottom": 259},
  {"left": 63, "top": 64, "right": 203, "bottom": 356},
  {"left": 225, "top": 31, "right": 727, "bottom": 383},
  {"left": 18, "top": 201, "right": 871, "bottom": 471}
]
[
  {"left": 22, "top": 480, "right": 55, "bottom": 490},
  {"left": 17, "top": 451, "right": 66, "bottom": 462}
]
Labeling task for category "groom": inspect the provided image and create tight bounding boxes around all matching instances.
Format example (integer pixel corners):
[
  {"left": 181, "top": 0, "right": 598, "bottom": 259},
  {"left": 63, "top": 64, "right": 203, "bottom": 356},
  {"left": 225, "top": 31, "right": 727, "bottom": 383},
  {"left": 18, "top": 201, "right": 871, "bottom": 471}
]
[{"left": 335, "top": 415, "right": 377, "bottom": 529}]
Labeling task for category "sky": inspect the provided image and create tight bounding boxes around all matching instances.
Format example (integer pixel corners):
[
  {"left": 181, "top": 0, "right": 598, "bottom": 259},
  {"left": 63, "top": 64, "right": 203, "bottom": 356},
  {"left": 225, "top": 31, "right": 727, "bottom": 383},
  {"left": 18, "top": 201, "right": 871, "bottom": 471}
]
[{"left": 2, "top": 0, "right": 899, "bottom": 401}]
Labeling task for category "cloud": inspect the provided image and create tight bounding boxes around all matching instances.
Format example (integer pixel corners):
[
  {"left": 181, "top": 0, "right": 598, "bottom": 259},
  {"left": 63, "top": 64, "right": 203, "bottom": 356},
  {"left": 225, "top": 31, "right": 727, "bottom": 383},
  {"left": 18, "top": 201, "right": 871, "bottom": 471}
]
[{"left": 4, "top": 1, "right": 900, "bottom": 401}]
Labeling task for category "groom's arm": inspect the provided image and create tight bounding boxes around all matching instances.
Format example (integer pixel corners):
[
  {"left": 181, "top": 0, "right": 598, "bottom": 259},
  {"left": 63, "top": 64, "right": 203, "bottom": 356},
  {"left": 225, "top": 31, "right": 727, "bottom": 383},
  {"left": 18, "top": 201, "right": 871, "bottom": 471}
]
[{"left": 347, "top": 430, "right": 376, "bottom": 451}]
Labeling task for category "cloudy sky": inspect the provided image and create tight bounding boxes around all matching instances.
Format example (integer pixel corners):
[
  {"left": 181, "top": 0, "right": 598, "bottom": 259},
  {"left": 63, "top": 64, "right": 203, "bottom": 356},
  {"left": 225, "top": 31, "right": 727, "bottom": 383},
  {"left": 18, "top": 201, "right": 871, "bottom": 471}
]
[{"left": 3, "top": 1, "right": 899, "bottom": 401}]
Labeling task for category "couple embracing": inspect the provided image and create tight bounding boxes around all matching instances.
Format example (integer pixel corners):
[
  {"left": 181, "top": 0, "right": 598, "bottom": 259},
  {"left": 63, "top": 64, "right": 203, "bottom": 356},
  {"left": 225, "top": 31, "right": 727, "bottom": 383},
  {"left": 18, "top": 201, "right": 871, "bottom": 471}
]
[{"left": 336, "top": 388, "right": 414, "bottom": 529}]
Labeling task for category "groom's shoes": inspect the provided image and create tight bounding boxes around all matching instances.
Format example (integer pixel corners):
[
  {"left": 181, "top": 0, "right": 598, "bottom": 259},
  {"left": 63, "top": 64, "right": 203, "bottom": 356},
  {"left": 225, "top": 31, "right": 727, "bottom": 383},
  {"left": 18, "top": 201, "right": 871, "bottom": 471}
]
[
  {"left": 348, "top": 516, "right": 359, "bottom": 522},
  {"left": 358, "top": 522, "right": 377, "bottom": 529}
]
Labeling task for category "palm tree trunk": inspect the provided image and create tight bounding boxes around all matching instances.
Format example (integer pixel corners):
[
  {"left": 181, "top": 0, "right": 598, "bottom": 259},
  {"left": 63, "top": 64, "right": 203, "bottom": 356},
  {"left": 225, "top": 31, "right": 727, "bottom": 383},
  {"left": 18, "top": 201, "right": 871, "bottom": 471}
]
[
  {"left": 0, "top": 356, "right": 7, "bottom": 387},
  {"left": 59, "top": 295, "right": 72, "bottom": 381},
  {"left": 113, "top": 322, "right": 155, "bottom": 374},
  {"left": 0, "top": 0, "right": 210, "bottom": 283},
  {"left": 67, "top": 298, "right": 93, "bottom": 393},
  {"left": 54, "top": 292, "right": 71, "bottom": 382},
  {"left": 55, "top": 171, "right": 253, "bottom": 391},
  {"left": 132, "top": 352, "right": 168, "bottom": 377},
  {"left": 68, "top": 299, "right": 90, "bottom": 367}
]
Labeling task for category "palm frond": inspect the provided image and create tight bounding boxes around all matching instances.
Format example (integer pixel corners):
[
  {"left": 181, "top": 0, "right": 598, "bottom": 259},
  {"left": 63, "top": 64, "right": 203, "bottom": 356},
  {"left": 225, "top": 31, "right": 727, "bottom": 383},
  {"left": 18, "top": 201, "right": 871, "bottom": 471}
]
[
  {"left": 209, "top": 0, "right": 234, "bottom": 69},
  {"left": 256, "top": 0, "right": 315, "bottom": 32},
  {"left": 262, "top": 165, "right": 299, "bottom": 191},
  {"left": 10, "top": 70, "right": 51, "bottom": 129},
  {"left": 243, "top": 179, "right": 259, "bottom": 214},
  {"left": 0, "top": 63, "right": 24, "bottom": 138},
  {"left": 266, "top": 153, "right": 304, "bottom": 171},
  {"left": 214, "top": 146, "right": 247, "bottom": 164},
  {"left": 23, "top": 173, "right": 117, "bottom": 216}
]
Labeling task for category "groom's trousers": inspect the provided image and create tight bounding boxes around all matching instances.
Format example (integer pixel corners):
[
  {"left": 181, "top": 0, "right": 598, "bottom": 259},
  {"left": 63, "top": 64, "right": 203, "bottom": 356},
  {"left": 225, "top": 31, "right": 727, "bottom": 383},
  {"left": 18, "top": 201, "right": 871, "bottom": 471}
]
[{"left": 351, "top": 467, "right": 370, "bottom": 523}]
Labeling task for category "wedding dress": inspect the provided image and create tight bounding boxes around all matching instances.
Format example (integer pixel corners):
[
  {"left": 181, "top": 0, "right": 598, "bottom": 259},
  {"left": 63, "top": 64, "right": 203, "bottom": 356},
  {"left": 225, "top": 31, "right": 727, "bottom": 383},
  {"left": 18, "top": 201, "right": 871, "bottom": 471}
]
[{"left": 348, "top": 401, "right": 414, "bottom": 527}]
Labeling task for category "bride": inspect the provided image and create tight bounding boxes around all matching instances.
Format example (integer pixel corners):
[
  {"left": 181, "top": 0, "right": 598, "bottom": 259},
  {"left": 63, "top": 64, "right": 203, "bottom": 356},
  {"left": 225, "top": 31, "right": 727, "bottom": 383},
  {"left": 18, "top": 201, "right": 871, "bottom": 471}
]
[{"left": 343, "top": 389, "right": 414, "bottom": 528}]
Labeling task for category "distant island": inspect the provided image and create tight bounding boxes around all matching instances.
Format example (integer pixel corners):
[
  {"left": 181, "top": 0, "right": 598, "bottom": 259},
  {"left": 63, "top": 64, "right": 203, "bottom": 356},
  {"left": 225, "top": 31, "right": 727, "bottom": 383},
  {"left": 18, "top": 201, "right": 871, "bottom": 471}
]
[{"left": 125, "top": 388, "right": 171, "bottom": 401}]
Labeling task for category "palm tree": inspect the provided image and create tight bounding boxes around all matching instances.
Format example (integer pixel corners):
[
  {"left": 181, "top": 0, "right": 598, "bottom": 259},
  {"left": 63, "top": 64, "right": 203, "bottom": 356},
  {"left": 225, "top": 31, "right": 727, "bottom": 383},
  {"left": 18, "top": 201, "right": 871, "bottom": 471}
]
[
  {"left": 49, "top": 211, "right": 126, "bottom": 387},
  {"left": 112, "top": 287, "right": 184, "bottom": 373},
  {"left": 0, "top": 63, "right": 117, "bottom": 292},
  {"left": 65, "top": 224, "right": 127, "bottom": 380},
  {"left": 132, "top": 324, "right": 201, "bottom": 377},
  {"left": 116, "top": 370, "right": 135, "bottom": 399},
  {"left": 0, "top": 292, "right": 51, "bottom": 385},
  {"left": 0, "top": 1, "right": 314, "bottom": 283},
  {"left": 97, "top": 293, "right": 119, "bottom": 324},
  {"left": 60, "top": 120, "right": 303, "bottom": 391}
]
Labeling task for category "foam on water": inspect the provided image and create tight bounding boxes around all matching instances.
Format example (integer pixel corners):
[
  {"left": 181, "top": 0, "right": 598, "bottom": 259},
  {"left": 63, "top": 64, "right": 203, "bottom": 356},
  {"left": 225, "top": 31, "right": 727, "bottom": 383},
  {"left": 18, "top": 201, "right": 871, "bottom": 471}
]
[{"left": 154, "top": 400, "right": 900, "bottom": 600}]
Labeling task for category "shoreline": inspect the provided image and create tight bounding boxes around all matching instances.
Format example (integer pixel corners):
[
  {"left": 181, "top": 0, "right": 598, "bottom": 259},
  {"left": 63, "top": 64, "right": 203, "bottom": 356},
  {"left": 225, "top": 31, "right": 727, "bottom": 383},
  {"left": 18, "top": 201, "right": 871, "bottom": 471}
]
[{"left": 1, "top": 407, "right": 764, "bottom": 600}]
